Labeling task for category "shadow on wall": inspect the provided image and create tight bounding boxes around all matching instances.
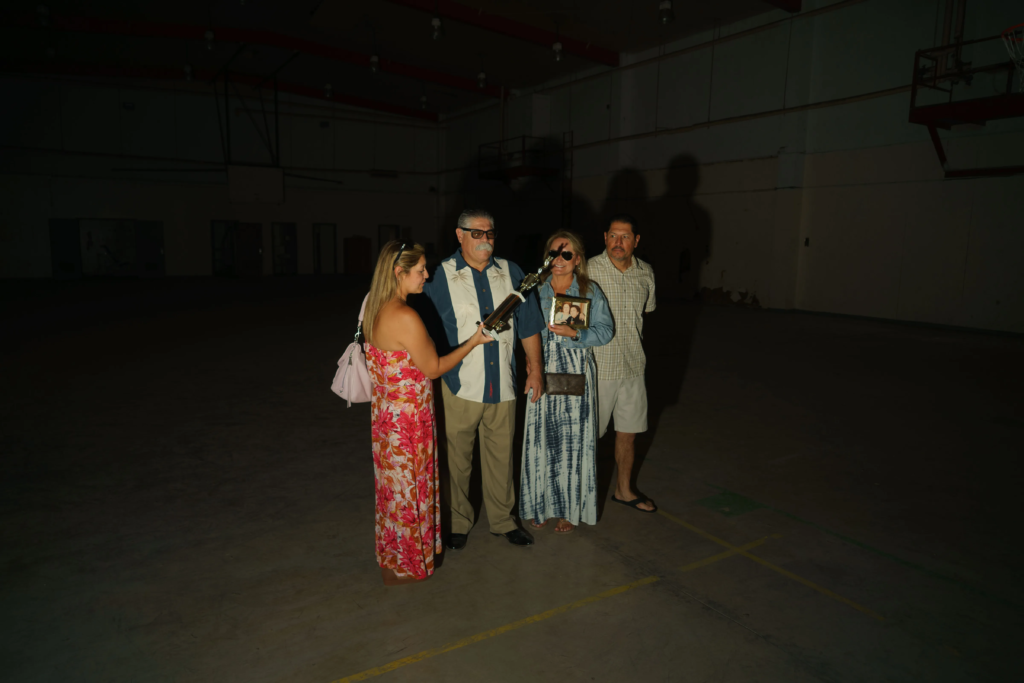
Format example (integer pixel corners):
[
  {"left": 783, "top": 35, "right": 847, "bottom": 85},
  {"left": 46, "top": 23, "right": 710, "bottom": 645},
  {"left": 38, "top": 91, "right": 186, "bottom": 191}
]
[
  {"left": 593, "top": 155, "right": 713, "bottom": 511},
  {"left": 430, "top": 150, "right": 715, "bottom": 520},
  {"left": 440, "top": 137, "right": 599, "bottom": 269},
  {"left": 443, "top": 151, "right": 712, "bottom": 301},
  {"left": 599, "top": 154, "right": 712, "bottom": 301},
  {"left": 426, "top": 142, "right": 599, "bottom": 527}
]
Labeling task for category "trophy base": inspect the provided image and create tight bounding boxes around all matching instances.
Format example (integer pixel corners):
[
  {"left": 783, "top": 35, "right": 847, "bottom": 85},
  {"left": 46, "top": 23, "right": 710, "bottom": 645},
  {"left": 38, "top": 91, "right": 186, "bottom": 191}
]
[{"left": 483, "top": 319, "right": 511, "bottom": 333}]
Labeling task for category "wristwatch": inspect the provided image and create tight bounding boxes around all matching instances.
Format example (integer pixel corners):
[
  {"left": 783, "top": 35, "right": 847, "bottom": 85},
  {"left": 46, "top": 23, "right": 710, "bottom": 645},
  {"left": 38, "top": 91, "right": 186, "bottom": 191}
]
[{"left": 573, "top": 329, "right": 582, "bottom": 342}]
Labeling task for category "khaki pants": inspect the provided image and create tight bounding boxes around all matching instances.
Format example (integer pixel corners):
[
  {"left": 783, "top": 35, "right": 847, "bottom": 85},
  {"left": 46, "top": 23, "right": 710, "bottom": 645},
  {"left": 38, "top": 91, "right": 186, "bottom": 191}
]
[{"left": 442, "top": 383, "right": 517, "bottom": 534}]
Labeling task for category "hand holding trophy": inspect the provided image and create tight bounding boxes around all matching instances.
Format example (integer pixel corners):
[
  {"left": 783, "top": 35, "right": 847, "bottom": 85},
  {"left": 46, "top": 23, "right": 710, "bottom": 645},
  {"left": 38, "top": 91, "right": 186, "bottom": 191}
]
[{"left": 482, "top": 250, "right": 558, "bottom": 332}]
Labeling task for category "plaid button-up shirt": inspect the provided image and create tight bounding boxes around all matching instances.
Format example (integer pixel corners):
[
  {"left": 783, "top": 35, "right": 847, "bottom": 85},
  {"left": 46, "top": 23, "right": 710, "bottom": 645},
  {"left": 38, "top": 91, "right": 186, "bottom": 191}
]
[{"left": 588, "top": 250, "right": 656, "bottom": 380}]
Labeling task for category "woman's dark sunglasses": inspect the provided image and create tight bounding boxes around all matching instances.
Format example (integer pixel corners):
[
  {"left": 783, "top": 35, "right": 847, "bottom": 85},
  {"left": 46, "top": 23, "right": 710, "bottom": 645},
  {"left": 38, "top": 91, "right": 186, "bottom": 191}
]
[
  {"left": 548, "top": 249, "right": 574, "bottom": 261},
  {"left": 467, "top": 229, "right": 497, "bottom": 239}
]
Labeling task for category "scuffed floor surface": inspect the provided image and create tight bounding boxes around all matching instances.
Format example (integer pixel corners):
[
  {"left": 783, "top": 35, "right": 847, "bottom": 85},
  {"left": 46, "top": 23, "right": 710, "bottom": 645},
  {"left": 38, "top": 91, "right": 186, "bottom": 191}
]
[{"left": 2, "top": 281, "right": 1023, "bottom": 682}]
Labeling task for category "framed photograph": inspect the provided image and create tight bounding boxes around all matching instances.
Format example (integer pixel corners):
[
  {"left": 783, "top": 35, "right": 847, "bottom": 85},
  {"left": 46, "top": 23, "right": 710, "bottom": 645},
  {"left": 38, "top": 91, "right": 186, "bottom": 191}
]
[{"left": 549, "top": 295, "right": 591, "bottom": 330}]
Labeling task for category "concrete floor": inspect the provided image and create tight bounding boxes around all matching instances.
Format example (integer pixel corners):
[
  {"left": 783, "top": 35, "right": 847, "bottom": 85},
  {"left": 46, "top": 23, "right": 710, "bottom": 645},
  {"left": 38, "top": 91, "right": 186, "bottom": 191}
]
[{"left": 2, "top": 280, "right": 1023, "bottom": 682}]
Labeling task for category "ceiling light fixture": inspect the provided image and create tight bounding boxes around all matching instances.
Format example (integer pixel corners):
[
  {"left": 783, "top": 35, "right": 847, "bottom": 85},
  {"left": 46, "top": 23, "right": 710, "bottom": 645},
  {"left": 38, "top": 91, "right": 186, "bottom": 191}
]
[
  {"left": 324, "top": 83, "right": 332, "bottom": 99},
  {"left": 658, "top": 0, "right": 675, "bottom": 25},
  {"left": 205, "top": 30, "right": 214, "bottom": 50},
  {"left": 184, "top": 64, "right": 193, "bottom": 81},
  {"left": 369, "top": 54, "right": 379, "bottom": 73},
  {"left": 431, "top": 16, "right": 444, "bottom": 40},
  {"left": 552, "top": 41, "right": 563, "bottom": 62}
]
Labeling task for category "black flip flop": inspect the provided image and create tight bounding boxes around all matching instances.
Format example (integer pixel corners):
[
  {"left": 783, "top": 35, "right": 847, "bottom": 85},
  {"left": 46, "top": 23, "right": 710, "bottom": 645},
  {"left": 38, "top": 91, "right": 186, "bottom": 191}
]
[{"left": 611, "top": 495, "right": 658, "bottom": 514}]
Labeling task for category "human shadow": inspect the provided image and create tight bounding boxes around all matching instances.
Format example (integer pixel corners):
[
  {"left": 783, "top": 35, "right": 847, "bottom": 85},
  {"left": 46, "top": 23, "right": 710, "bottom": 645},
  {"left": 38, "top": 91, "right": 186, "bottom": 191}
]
[
  {"left": 414, "top": 145, "right": 599, "bottom": 539},
  {"left": 418, "top": 145, "right": 716, "bottom": 532},
  {"left": 593, "top": 154, "right": 712, "bottom": 517}
]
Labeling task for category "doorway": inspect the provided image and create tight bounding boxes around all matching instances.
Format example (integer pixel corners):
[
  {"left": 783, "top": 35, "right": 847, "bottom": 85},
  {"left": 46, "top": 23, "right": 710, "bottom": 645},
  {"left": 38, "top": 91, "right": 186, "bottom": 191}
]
[
  {"left": 272, "top": 223, "right": 298, "bottom": 276},
  {"left": 211, "top": 221, "right": 263, "bottom": 277},
  {"left": 136, "top": 221, "right": 165, "bottom": 277}
]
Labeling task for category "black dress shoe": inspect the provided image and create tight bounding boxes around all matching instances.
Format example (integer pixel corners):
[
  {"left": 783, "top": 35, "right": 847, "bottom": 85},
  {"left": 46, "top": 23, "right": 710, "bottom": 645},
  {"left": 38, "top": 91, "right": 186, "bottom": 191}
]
[
  {"left": 490, "top": 528, "right": 534, "bottom": 547},
  {"left": 446, "top": 533, "right": 468, "bottom": 551}
]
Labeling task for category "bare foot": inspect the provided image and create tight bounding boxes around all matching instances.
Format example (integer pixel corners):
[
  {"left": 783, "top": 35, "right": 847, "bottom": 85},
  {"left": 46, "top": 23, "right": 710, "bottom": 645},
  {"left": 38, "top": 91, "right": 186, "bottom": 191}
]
[
  {"left": 530, "top": 519, "right": 549, "bottom": 530},
  {"left": 554, "top": 519, "right": 575, "bottom": 534},
  {"left": 614, "top": 489, "right": 656, "bottom": 512}
]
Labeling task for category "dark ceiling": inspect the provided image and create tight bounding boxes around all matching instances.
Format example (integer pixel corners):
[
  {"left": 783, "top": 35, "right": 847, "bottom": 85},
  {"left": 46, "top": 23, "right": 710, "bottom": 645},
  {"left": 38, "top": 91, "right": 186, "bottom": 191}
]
[{"left": 2, "top": 0, "right": 785, "bottom": 119}]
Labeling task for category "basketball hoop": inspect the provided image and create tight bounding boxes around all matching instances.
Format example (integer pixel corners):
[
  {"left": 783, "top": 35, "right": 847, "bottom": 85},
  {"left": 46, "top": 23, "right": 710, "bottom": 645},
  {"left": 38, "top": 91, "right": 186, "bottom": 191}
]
[{"left": 1003, "top": 22, "right": 1024, "bottom": 92}]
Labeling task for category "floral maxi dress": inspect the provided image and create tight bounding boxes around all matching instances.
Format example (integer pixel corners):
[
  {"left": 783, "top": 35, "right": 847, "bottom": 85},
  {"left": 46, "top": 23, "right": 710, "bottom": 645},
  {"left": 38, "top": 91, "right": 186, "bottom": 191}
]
[{"left": 366, "top": 344, "right": 441, "bottom": 579}]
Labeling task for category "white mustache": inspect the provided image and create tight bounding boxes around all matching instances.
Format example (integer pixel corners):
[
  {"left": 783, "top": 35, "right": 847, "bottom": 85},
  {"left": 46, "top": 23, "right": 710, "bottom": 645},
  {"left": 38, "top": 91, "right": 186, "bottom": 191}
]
[{"left": 474, "top": 243, "right": 494, "bottom": 253}]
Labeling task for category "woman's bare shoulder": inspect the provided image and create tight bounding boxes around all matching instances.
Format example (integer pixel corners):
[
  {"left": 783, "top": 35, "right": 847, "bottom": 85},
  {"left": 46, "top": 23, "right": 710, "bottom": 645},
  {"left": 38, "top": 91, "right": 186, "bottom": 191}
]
[
  {"left": 395, "top": 303, "right": 424, "bottom": 324},
  {"left": 374, "top": 302, "right": 421, "bottom": 351},
  {"left": 378, "top": 302, "right": 423, "bottom": 330}
]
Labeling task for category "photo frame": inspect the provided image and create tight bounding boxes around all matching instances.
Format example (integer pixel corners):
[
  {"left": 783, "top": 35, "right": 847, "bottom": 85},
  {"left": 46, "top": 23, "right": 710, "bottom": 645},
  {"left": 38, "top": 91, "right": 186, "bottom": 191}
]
[{"left": 549, "top": 295, "right": 591, "bottom": 330}]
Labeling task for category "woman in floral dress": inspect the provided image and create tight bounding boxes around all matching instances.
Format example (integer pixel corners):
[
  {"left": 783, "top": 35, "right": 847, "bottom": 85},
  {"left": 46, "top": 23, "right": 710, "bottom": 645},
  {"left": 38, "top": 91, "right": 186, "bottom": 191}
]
[{"left": 362, "top": 241, "right": 492, "bottom": 586}]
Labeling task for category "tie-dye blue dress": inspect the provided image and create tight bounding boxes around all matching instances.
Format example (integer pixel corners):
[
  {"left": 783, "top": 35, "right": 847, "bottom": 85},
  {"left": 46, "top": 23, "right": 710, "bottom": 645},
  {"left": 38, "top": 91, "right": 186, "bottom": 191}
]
[{"left": 520, "top": 276, "right": 614, "bottom": 526}]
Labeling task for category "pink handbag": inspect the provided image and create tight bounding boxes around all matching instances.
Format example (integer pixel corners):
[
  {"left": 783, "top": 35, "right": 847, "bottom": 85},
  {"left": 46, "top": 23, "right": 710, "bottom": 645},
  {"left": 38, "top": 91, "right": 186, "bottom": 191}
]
[{"left": 331, "top": 294, "right": 373, "bottom": 407}]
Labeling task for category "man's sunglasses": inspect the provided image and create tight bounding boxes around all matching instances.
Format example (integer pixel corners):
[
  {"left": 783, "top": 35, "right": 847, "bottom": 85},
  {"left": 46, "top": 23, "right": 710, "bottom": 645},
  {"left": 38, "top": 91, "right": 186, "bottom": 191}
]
[
  {"left": 465, "top": 229, "right": 497, "bottom": 239},
  {"left": 548, "top": 249, "right": 574, "bottom": 261}
]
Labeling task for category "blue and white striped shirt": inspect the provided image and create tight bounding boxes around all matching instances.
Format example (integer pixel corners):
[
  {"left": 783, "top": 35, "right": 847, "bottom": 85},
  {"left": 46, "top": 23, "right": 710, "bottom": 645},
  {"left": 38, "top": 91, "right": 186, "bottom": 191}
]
[{"left": 419, "top": 249, "right": 546, "bottom": 404}]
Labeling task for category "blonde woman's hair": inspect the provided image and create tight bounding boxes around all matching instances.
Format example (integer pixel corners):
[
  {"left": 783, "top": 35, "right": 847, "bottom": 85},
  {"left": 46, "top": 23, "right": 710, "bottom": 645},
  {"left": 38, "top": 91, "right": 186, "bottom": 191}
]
[
  {"left": 542, "top": 230, "right": 590, "bottom": 297},
  {"left": 363, "top": 240, "right": 425, "bottom": 347}
]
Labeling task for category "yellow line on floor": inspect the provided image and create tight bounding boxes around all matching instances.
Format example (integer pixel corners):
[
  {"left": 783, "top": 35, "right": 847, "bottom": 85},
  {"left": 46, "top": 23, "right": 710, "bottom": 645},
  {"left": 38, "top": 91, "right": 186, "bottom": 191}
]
[
  {"left": 658, "top": 509, "right": 885, "bottom": 622},
  {"left": 330, "top": 575, "right": 660, "bottom": 683},
  {"left": 679, "top": 537, "right": 769, "bottom": 572}
]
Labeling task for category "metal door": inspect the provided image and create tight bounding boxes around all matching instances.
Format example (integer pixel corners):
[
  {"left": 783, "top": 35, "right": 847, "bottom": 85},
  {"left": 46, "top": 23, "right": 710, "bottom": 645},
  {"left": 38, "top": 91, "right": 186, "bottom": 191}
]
[
  {"left": 136, "top": 221, "right": 165, "bottom": 277},
  {"left": 211, "top": 220, "right": 236, "bottom": 276},
  {"left": 80, "top": 219, "right": 136, "bottom": 277},
  {"left": 272, "top": 223, "right": 297, "bottom": 275},
  {"left": 236, "top": 223, "right": 263, "bottom": 277}
]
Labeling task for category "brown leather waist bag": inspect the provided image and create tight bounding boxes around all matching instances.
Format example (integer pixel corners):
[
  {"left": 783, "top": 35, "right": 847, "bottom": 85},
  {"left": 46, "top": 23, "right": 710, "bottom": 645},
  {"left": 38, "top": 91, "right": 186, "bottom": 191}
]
[{"left": 544, "top": 373, "right": 585, "bottom": 396}]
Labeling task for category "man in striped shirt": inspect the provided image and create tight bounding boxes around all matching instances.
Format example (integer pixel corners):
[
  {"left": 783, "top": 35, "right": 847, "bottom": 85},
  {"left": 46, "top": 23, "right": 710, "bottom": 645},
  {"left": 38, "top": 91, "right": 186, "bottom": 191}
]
[
  {"left": 420, "top": 209, "right": 545, "bottom": 549},
  {"left": 588, "top": 214, "right": 658, "bottom": 513}
]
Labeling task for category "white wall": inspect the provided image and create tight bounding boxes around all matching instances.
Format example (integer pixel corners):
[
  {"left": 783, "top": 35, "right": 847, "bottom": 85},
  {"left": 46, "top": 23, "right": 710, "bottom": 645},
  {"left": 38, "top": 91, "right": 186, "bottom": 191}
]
[
  {"left": 439, "top": 0, "right": 1024, "bottom": 333},
  {"left": 0, "top": 174, "right": 438, "bottom": 278},
  {"left": 0, "top": 76, "right": 441, "bottom": 277}
]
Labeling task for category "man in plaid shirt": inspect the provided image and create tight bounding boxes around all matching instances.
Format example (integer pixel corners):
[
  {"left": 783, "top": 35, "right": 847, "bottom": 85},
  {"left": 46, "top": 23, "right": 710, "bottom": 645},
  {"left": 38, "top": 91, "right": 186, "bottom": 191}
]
[{"left": 588, "top": 214, "right": 658, "bottom": 513}]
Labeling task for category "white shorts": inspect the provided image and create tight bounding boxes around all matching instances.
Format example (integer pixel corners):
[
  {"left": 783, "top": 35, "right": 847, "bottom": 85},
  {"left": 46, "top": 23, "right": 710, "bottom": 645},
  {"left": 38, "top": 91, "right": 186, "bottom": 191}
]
[{"left": 598, "top": 376, "right": 648, "bottom": 438}]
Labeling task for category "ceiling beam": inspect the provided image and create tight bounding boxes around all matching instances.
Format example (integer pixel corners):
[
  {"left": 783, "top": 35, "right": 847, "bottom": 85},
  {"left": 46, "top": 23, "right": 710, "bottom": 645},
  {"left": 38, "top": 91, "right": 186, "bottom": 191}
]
[
  {"left": 380, "top": 0, "right": 619, "bottom": 67},
  {"left": 763, "top": 0, "right": 802, "bottom": 12},
  {"left": 4, "top": 10, "right": 503, "bottom": 99},
  {"left": 5, "top": 62, "right": 439, "bottom": 122}
]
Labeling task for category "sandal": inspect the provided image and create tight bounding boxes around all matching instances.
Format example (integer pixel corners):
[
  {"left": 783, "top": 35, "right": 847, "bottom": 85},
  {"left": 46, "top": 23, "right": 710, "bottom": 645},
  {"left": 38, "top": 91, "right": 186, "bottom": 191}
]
[
  {"left": 611, "top": 495, "right": 658, "bottom": 514},
  {"left": 529, "top": 519, "right": 549, "bottom": 530},
  {"left": 554, "top": 519, "right": 575, "bottom": 534}
]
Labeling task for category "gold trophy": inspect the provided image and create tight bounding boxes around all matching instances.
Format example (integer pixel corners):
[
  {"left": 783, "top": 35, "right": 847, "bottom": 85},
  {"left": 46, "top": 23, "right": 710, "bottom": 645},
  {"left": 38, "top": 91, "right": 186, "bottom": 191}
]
[{"left": 482, "top": 252, "right": 557, "bottom": 332}]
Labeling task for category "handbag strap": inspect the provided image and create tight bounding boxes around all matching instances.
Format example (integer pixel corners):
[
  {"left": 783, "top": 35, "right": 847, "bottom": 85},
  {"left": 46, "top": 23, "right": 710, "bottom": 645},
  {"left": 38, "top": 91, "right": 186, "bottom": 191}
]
[{"left": 354, "top": 294, "right": 369, "bottom": 343}]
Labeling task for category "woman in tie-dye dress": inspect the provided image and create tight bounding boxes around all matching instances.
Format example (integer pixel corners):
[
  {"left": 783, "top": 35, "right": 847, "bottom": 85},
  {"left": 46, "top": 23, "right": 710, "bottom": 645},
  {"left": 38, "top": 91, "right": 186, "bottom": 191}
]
[
  {"left": 362, "top": 241, "right": 492, "bottom": 586},
  {"left": 520, "top": 231, "right": 613, "bottom": 534}
]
